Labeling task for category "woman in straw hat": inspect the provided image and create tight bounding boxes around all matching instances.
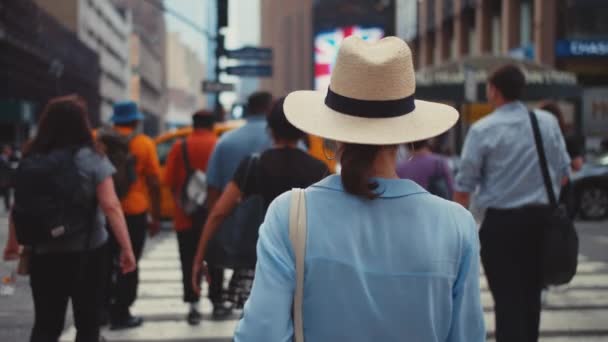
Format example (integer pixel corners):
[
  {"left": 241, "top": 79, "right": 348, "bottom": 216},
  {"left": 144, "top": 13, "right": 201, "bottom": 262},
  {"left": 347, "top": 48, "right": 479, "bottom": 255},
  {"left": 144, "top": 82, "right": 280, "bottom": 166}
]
[{"left": 233, "top": 36, "right": 485, "bottom": 341}]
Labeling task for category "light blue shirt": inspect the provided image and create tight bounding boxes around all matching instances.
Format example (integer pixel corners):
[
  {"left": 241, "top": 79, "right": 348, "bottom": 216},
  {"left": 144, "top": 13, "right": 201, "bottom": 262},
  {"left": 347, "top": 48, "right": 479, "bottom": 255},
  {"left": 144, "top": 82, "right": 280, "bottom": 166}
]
[
  {"left": 455, "top": 101, "right": 571, "bottom": 210},
  {"left": 206, "top": 115, "right": 272, "bottom": 190},
  {"left": 234, "top": 175, "right": 485, "bottom": 342}
]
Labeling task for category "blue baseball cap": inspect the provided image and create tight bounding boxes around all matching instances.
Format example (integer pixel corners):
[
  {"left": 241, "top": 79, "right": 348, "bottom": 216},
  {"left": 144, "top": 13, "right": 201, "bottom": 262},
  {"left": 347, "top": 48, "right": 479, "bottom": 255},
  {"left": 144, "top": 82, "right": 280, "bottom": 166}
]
[{"left": 111, "top": 101, "right": 145, "bottom": 124}]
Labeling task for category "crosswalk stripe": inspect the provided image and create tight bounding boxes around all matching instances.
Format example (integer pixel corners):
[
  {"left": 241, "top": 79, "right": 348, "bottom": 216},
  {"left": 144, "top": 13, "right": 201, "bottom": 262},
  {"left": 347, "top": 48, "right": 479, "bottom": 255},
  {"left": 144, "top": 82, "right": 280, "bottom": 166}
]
[{"left": 61, "top": 232, "right": 608, "bottom": 341}]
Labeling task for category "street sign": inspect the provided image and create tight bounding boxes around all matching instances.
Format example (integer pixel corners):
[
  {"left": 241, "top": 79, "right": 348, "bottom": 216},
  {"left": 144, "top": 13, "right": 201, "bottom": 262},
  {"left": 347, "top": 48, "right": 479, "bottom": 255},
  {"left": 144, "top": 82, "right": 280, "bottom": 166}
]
[
  {"left": 225, "top": 65, "right": 272, "bottom": 78},
  {"left": 225, "top": 47, "right": 273, "bottom": 61},
  {"left": 202, "top": 81, "right": 235, "bottom": 93}
]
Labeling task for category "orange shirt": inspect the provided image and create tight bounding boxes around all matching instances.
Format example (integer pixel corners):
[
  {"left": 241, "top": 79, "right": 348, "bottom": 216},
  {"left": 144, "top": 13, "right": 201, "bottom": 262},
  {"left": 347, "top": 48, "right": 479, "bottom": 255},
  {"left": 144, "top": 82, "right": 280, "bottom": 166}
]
[
  {"left": 115, "top": 126, "right": 162, "bottom": 216},
  {"left": 164, "top": 129, "right": 217, "bottom": 231}
]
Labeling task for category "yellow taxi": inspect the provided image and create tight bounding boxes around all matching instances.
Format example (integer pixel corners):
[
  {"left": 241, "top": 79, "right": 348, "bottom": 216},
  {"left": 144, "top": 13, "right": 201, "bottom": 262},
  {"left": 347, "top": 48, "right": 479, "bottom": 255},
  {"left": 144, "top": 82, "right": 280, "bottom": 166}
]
[{"left": 155, "top": 120, "right": 335, "bottom": 219}]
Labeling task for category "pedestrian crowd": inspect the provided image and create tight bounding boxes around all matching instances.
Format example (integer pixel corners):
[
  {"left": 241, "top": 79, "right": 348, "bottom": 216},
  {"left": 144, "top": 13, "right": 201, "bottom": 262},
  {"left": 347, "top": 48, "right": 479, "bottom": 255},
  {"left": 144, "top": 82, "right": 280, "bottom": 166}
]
[{"left": 2, "top": 35, "right": 579, "bottom": 342}]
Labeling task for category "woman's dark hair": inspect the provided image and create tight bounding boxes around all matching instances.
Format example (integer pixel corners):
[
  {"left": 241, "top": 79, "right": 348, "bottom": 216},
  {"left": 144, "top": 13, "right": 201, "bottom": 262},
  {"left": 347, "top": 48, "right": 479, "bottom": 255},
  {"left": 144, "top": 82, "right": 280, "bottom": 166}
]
[
  {"left": 488, "top": 64, "right": 526, "bottom": 101},
  {"left": 410, "top": 139, "right": 431, "bottom": 151},
  {"left": 267, "top": 97, "right": 305, "bottom": 141},
  {"left": 25, "top": 95, "right": 96, "bottom": 156},
  {"left": 340, "top": 144, "right": 384, "bottom": 200},
  {"left": 539, "top": 101, "right": 566, "bottom": 133}
]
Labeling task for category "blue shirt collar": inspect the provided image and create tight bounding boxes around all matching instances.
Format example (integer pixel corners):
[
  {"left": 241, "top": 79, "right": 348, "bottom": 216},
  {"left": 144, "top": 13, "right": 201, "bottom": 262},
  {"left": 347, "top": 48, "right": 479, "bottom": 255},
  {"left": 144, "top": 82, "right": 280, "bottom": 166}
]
[
  {"left": 245, "top": 115, "right": 266, "bottom": 123},
  {"left": 494, "top": 101, "right": 527, "bottom": 115},
  {"left": 311, "top": 174, "right": 428, "bottom": 199}
]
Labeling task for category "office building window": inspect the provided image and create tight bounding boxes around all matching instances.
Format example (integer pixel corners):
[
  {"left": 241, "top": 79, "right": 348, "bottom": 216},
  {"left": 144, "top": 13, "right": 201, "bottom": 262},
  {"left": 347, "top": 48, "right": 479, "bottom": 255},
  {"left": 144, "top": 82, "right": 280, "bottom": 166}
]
[
  {"left": 491, "top": 15, "right": 500, "bottom": 54},
  {"left": 564, "top": 4, "right": 608, "bottom": 38},
  {"left": 520, "top": 1, "right": 532, "bottom": 45}
]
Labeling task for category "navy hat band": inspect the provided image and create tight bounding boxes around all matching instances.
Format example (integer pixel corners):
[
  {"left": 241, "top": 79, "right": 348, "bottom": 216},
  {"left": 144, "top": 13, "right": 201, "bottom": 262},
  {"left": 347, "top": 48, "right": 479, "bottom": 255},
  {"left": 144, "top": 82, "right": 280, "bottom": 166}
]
[{"left": 324, "top": 88, "right": 416, "bottom": 118}]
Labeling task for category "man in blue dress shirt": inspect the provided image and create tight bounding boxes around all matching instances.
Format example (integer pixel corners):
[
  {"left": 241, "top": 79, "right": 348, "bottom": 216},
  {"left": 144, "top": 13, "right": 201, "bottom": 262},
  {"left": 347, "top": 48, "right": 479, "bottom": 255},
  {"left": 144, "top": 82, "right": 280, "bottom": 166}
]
[{"left": 455, "top": 65, "right": 571, "bottom": 342}]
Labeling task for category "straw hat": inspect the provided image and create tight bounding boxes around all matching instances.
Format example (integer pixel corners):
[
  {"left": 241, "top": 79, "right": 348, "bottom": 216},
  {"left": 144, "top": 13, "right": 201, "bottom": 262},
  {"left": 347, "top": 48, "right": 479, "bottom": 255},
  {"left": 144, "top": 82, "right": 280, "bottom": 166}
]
[{"left": 284, "top": 36, "right": 459, "bottom": 145}]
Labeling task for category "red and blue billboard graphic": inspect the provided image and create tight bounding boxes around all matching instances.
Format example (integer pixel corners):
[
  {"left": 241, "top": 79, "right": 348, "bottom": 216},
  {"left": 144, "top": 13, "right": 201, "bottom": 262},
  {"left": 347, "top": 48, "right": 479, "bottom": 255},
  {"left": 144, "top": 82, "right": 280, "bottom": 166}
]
[
  {"left": 314, "top": 26, "right": 385, "bottom": 90},
  {"left": 313, "top": 0, "right": 395, "bottom": 90}
]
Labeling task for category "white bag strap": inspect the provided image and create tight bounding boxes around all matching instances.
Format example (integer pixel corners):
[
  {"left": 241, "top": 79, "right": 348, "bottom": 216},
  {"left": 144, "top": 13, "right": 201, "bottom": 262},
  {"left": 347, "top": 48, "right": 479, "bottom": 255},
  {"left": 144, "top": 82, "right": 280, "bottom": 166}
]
[{"left": 289, "top": 188, "right": 307, "bottom": 342}]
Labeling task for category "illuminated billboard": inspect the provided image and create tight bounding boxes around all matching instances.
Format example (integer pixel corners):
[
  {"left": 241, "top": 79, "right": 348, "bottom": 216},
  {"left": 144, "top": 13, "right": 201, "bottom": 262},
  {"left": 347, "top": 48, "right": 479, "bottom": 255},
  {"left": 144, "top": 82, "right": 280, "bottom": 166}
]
[
  {"left": 313, "top": 0, "right": 395, "bottom": 90},
  {"left": 314, "top": 26, "right": 385, "bottom": 91}
]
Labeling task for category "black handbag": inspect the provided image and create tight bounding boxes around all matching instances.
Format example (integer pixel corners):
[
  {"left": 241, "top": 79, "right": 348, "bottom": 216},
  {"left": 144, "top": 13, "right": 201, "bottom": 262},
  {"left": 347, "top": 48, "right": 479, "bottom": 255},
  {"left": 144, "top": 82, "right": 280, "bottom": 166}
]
[
  {"left": 529, "top": 111, "right": 579, "bottom": 286},
  {"left": 205, "top": 155, "right": 265, "bottom": 269}
]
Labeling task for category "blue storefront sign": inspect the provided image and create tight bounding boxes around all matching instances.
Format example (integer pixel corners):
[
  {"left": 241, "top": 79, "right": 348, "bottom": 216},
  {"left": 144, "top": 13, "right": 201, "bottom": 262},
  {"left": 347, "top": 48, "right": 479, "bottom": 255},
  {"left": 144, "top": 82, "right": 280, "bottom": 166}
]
[
  {"left": 556, "top": 40, "right": 608, "bottom": 57},
  {"left": 509, "top": 44, "right": 535, "bottom": 60}
]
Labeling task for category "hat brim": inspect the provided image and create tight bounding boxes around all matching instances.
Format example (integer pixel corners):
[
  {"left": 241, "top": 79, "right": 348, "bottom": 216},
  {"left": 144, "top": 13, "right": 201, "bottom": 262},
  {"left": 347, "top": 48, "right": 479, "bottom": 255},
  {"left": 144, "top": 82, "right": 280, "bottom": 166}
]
[
  {"left": 284, "top": 90, "right": 459, "bottom": 145},
  {"left": 111, "top": 112, "right": 145, "bottom": 124}
]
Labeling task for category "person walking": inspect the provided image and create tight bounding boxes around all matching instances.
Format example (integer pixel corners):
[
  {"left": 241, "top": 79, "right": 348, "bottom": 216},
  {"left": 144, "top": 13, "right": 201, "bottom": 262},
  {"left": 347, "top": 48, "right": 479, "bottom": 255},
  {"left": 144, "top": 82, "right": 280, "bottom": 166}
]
[
  {"left": 204, "top": 91, "right": 273, "bottom": 317},
  {"left": 539, "top": 101, "right": 584, "bottom": 217},
  {"left": 3, "top": 95, "right": 136, "bottom": 342},
  {"left": 231, "top": 36, "right": 485, "bottom": 341},
  {"left": 192, "top": 97, "right": 328, "bottom": 308},
  {"left": 454, "top": 65, "right": 571, "bottom": 342},
  {"left": 164, "top": 110, "right": 217, "bottom": 325},
  {"left": 396, "top": 139, "right": 454, "bottom": 199},
  {"left": 0, "top": 145, "right": 14, "bottom": 211},
  {"left": 104, "top": 101, "right": 162, "bottom": 330}
]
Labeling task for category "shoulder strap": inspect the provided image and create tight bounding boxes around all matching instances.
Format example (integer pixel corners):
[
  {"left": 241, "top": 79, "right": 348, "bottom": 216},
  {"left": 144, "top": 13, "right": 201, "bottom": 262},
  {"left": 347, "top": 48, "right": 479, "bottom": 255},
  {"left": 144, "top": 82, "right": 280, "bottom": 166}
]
[
  {"left": 529, "top": 111, "right": 558, "bottom": 207},
  {"left": 181, "top": 139, "right": 192, "bottom": 173},
  {"left": 241, "top": 154, "right": 260, "bottom": 195},
  {"left": 289, "top": 188, "right": 307, "bottom": 342}
]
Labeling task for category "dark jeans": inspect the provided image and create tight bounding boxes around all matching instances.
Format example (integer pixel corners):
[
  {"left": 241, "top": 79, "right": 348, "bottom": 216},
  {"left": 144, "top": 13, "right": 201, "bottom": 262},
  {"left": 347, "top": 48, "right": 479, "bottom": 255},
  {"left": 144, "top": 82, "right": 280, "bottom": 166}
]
[
  {"left": 109, "top": 213, "right": 147, "bottom": 320},
  {"left": 30, "top": 243, "right": 108, "bottom": 342},
  {"left": 177, "top": 225, "right": 203, "bottom": 303},
  {"left": 0, "top": 186, "right": 10, "bottom": 210},
  {"left": 481, "top": 207, "right": 544, "bottom": 342},
  {"left": 208, "top": 265, "right": 225, "bottom": 304}
]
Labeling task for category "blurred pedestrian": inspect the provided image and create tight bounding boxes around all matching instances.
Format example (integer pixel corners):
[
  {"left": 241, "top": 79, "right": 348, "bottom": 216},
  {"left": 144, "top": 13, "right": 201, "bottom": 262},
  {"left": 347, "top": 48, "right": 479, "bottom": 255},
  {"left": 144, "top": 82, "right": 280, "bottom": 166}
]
[
  {"left": 4, "top": 95, "right": 136, "bottom": 342},
  {"left": 101, "top": 101, "right": 162, "bottom": 330},
  {"left": 192, "top": 97, "right": 328, "bottom": 308},
  {"left": 233, "top": 36, "right": 485, "bottom": 341},
  {"left": 396, "top": 139, "right": 454, "bottom": 199},
  {"left": 164, "top": 110, "right": 217, "bottom": 325},
  {"left": 204, "top": 91, "right": 273, "bottom": 318},
  {"left": 0, "top": 145, "right": 14, "bottom": 210},
  {"left": 539, "top": 101, "right": 584, "bottom": 218},
  {"left": 538, "top": 101, "right": 584, "bottom": 171},
  {"left": 454, "top": 65, "right": 571, "bottom": 342}
]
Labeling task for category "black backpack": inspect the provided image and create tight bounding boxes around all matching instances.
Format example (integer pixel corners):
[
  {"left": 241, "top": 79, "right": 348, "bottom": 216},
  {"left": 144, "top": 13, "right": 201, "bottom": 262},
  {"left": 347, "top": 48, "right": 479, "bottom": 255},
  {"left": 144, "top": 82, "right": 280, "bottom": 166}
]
[
  {"left": 97, "top": 128, "right": 137, "bottom": 199},
  {"left": 427, "top": 158, "right": 452, "bottom": 200},
  {"left": 12, "top": 148, "right": 95, "bottom": 245}
]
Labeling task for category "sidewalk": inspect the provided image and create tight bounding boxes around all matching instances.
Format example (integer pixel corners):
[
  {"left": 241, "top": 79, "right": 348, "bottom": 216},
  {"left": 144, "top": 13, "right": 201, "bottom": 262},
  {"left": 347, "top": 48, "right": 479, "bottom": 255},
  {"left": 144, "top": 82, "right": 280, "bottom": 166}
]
[{"left": 0, "top": 209, "right": 34, "bottom": 342}]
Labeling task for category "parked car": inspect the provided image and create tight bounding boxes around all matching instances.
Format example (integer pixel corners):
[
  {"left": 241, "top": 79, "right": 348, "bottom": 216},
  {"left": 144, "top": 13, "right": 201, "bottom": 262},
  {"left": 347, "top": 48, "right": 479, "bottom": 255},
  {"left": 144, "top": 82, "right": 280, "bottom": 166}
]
[{"left": 571, "top": 153, "right": 608, "bottom": 221}]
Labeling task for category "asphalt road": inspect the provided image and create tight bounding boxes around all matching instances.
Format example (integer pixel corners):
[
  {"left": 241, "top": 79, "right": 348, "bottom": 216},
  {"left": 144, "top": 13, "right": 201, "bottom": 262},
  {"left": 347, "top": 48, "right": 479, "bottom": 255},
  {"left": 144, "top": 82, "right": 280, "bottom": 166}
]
[{"left": 1, "top": 208, "right": 607, "bottom": 341}]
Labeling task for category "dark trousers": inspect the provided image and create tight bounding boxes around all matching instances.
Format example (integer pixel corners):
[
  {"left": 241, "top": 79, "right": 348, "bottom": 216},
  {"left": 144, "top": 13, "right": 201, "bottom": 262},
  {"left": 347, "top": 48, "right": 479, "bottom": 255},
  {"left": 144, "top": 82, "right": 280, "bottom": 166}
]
[
  {"left": 208, "top": 265, "right": 225, "bottom": 304},
  {"left": 109, "top": 213, "right": 147, "bottom": 320},
  {"left": 30, "top": 243, "right": 108, "bottom": 342},
  {"left": 177, "top": 225, "right": 203, "bottom": 303},
  {"left": 207, "top": 267, "right": 253, "bottom": 307},
  {"left": 0, "top": 186, "right": 10, "bottom": 210},
  {"left": 480, "top": 207, "right": 544, "bottom": 342}
]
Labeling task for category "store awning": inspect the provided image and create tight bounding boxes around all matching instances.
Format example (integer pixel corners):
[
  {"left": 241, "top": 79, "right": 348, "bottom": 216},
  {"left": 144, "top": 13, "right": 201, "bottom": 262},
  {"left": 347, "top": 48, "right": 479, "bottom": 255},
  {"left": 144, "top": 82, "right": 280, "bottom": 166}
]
[{"left": 415, "top": 55, "right": 582, "bottom": 103}]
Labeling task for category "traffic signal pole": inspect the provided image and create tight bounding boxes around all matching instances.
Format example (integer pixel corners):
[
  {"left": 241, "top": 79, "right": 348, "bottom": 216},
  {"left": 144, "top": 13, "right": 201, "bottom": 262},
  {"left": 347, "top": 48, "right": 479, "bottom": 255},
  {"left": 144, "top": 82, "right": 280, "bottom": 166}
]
[{"left": 214, "top": 0, "right": 228, "bottom": 121}]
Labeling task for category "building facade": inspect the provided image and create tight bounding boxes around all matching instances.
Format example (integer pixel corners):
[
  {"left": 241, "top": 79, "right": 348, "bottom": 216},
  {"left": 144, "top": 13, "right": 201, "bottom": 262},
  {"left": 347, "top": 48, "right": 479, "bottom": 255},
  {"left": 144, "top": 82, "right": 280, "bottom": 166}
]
[
  {"left": 34, "top": 0, "right": 132, "bottom": 123},
  {"left": 402, "top": 0, "right": 608, "bottom": 141},
  {"left": 113, "top": 0, "right": 168, "bottom": 136},
  {"left": 0, "top": 0, "right": 101, "bottom": 146},
  {"left": 166, "top": 32, "right": 206, "bottom": 127},
  {"left": 259, "top": 0, "right": 314, "bottom": 96}
]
